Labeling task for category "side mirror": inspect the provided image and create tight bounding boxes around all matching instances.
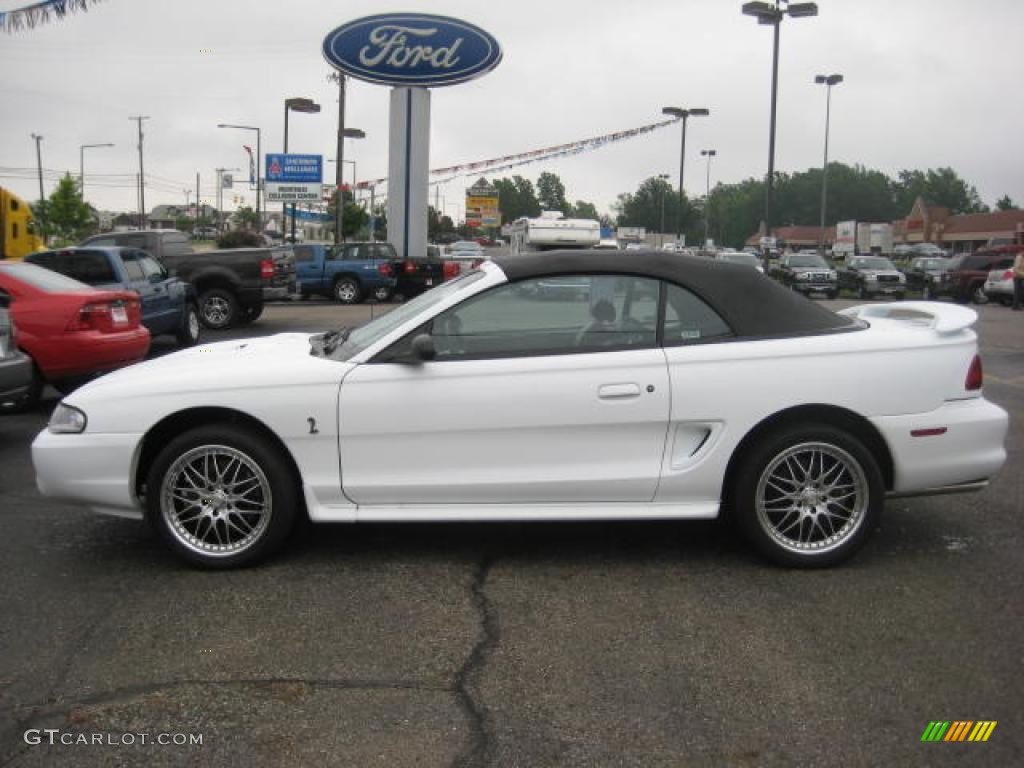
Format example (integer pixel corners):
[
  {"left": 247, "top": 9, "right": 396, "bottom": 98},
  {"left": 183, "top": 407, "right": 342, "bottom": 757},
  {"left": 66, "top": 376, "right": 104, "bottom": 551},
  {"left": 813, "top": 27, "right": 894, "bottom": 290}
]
[{"left": 410, "top": 333, "right": 436, "bottom": 362}]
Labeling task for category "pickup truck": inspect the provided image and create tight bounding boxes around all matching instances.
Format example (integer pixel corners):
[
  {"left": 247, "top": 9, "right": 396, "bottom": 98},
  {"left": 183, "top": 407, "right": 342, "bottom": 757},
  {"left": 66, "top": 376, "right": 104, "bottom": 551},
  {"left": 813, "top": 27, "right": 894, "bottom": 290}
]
[
  {"left": 396, "top": 245, "right": 461, "bottom": 299},
  {"left": 295, "top": 242, "right": 397, "bottom": 304},
  {"left": 25, "top": 246, "right": 201, "bottom": 346},
  {"left": 79, "top": 230, "right": 295, "bottom": 329},
  {"left": 770, "top": 252, "right": 839, "bottom": 299}
]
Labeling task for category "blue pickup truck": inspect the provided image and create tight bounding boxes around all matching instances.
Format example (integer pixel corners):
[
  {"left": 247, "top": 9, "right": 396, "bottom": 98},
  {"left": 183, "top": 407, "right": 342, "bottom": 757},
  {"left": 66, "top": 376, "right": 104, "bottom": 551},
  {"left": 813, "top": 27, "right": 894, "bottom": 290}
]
[
  {"left": 294, "top": 242, "right": 397, "bottom": 304},
  {"left": 25, "top": 247, "right": 201, "bottom": 346}
]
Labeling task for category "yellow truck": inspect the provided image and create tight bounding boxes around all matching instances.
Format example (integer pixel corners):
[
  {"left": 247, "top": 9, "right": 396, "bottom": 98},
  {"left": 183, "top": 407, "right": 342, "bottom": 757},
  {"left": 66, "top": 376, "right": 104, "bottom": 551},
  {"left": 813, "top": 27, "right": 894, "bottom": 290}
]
[{"left": 1, "top": 187, "right": 45, "bottom": 260}]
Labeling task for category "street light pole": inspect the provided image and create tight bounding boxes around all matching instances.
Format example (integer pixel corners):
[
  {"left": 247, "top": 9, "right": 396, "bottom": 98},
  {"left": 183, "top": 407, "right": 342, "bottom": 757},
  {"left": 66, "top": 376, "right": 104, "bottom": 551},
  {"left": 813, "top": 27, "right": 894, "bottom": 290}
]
[
  {"left": 283, "top": 97, "right": 321, "bottom": 243},
  {"left": 657, "top": 173, "right": 670, "bottom": 247},
  {"left": 217, "top": 124, "right": 262, "bottom": 233},
  {"left": 815, "top": 73, "right": 843, "bottom": 254},
  {"left": 331, "top": 72, "right": 346, "bottom": 245},
  {"left": 661, "top": 107, "right": 709, "bottom": 244},
  {"left": 741, "top": 1, "right": 819, "bottom": 236},
  {"left": 700, "top": 149, "right": 717, "bottom": 249},
  {"left": 79, "top": 143, "right": 114, "bottom": 202}
]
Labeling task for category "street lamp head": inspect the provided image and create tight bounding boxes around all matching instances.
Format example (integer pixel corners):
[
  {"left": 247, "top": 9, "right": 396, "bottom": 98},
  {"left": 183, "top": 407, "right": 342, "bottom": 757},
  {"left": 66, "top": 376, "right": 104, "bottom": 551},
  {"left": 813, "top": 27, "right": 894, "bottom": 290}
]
[
  {"left": 689, "top": 108, "right": 710, "bottom": 117},
  {"left": 701, "top": 149, "right": 717, "bottom": 157},
  {"left": 342, "top": 128, "right": 366, "bottom": 139},
  {"left": 786, "top": 2, "right": 819, "bottom": 17},
  {"left": 815, "top": 73, "right": 843, "bottom": 85},
  {"left": 286, "top": 97, "right": 321, "bottom": 113},
  {"left": 662, "top": 107, "right": 685, "bottom": 119}
]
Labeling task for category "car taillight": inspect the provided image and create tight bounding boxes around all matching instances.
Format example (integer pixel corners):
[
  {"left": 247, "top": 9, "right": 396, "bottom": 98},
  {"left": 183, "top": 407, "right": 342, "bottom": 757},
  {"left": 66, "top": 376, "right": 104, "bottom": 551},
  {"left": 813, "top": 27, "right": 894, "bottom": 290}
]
[
  {"left": 403, "top": 260, "right": 417, "bottom": 274},
  {"left": 260, "top": 258, "right": 274, "bottom": 279},
  {"left": 67, "top": 302, "right": 112, "bottom": 331},
  {"left": 377, "top": 262, "right": 393, "bottom": 277},
  {"left": 1001, "top": 270, "right": 1014, "bottom": 280},
  {"left": 442, "top": 262, "right": 460, "bottom": 280},
  {"left": 965, "top": 355, "right": 983, "bottom": 391}
]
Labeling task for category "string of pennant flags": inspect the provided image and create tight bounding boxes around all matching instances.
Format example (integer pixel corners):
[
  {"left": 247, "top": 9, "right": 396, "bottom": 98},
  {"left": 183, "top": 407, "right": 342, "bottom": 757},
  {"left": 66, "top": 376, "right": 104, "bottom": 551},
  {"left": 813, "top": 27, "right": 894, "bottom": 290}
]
[
  {"left": 0, "top": 0, "right": 102, "bottom": 33},
  {"left": 352, "top": 117, "right": 678, "bottom": 190}
]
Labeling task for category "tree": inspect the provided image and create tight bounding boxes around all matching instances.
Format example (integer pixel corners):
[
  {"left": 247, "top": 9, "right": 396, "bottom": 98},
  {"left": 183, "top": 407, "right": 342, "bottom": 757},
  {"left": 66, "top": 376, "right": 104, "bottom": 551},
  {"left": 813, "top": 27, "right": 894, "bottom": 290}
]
[
  {"left": 326, "top": 188, "right": 368, "bottom": 239},
  {"left": 570, "top": 200, "right": 600, "bottom": 221},
  {"left": 614, "top": 175, "right": 697, "bottom": 239},
  {"left": 113, "top": 212, "right": 134, "bottom": 227},
  {"left": 995, "top": 195, "right": 1016, "bottom": 211},
  {"left": 34, "top": 173, "right": 94, "bottom": 243},
  {"left": 537, "top": 171, "right": 569, "bottom": 213},
  {"left": 231, "top": 206, "right": 258, "bottom": 230},
  {"left": 892, "top": 167, "right": 988, "bottom": 215},
  {"left": 493, "top": 176, "right": 540, "bottom": 222},
  {"left": 428, "top": 205, "right": 456, "bottom": 241}
]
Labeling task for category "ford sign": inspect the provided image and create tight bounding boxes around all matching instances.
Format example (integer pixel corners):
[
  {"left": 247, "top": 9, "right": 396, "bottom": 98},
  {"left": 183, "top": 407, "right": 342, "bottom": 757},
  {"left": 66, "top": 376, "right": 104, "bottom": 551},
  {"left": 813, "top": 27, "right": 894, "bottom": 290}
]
[{"left": 322, "top": 13, "right": 502, "bottom": 88}]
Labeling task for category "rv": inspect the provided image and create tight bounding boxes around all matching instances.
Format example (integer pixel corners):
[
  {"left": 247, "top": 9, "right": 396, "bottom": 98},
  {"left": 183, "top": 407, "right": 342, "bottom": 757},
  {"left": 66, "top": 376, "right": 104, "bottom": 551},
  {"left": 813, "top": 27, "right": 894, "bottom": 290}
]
[{"left": 509, "top": 211, "right": 600, "bottom": 256}]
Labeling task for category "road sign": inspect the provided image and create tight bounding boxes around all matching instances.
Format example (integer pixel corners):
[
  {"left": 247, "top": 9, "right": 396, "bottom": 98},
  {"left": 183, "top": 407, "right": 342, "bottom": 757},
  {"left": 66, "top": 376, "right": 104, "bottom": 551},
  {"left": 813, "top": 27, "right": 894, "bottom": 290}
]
[
  {"left": 266, "top": 183, "right": 322, "bottom": 202},
  {"left": 265, "top": 154, "right": 323, "bottom": 184}
]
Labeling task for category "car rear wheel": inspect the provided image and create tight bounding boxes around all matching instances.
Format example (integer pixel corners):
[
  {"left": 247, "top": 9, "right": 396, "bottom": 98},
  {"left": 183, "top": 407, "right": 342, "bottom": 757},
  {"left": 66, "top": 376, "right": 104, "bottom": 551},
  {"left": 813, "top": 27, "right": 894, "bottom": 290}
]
[
  {"left": 176, "top": 303, "right": 201, "bottom": 347},
  {"left": 371, "top": 285, "right": 392, "bottom": 302},
  {"left": 333, "top": 277, "right": 362, "bottom": 304},
  {"left": 733, "top": 424, "right": 883, "bottom": 568},
  {"left": 971, "top": 285, "right": 989, "bottom": 305},
  {"left": 145, "top": 424, "right": 299, "bottom": 569},
  {"left": 237, "top": 304, "right": 264, "bottom": 325},
  {"left": 198, "top": 288, "right": 238, "bottom": 329}
]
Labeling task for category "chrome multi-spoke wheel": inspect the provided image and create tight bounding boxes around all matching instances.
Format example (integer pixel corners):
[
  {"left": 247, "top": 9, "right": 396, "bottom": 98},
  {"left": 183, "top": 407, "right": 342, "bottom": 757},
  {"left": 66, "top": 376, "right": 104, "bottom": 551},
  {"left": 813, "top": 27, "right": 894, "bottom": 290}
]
[
  {"left": 146, "top": 424, "right": 299, "bottom": 568},
  {"left": 735, "top": 425, "right": 883, "bottom": 568},
  {"left": 755, "top": 442, "right": 868, "bottom": 555},
  {"left": 161, "top": 445, "right": 271, "bottom": 558}
]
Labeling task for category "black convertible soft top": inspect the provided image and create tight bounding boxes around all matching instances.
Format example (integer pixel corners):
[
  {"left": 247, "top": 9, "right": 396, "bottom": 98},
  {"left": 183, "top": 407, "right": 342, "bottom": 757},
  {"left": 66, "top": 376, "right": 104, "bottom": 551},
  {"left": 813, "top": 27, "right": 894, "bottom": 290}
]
[{"left": 494, "top": 250, "right": 856, "bottom": 338}]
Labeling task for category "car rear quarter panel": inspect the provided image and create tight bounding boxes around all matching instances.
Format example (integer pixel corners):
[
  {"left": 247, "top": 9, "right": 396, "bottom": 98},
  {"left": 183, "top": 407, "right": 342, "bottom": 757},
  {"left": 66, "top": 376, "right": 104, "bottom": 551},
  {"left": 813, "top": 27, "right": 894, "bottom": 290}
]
[{"left": 656, "top": 322, "right": 981, "bottom": 504}]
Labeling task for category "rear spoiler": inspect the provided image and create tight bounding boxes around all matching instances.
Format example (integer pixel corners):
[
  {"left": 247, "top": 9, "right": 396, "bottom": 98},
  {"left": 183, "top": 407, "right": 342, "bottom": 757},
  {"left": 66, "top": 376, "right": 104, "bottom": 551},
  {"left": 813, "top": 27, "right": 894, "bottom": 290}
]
[{"left": 838, "top": 301, "right": 977, "bottom": 335}]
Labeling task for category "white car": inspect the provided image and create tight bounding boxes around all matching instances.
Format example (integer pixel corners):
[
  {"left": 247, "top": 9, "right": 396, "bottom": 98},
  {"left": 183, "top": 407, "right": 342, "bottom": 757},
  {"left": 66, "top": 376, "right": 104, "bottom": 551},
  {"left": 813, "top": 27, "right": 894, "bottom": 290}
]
[
  {"left": 983, "top": 266, "right": 1015, "bottom": 306},
  {"left": 33, "top": 252, "right": 1008, "bottom": 569}
]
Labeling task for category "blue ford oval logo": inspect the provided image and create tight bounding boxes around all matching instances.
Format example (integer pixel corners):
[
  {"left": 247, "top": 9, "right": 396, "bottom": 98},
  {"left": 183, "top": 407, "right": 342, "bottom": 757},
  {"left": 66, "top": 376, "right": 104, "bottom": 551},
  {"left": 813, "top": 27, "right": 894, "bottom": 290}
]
[{"left": 322, "top": 13, "right": 502, "bottom": 87}]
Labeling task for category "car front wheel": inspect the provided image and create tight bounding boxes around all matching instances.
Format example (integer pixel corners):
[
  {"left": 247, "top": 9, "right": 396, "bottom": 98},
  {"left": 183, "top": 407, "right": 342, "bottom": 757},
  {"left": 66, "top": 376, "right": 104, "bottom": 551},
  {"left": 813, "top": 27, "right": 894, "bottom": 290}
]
[
  {"left": 733, "top": 424, "right": 883, "bottom": 568},
  {"left": 198, "top": 288, "right": 238, "bottom": 329},
  {"left": 145, "top": 424, "right": 299, "bottom": 568}
]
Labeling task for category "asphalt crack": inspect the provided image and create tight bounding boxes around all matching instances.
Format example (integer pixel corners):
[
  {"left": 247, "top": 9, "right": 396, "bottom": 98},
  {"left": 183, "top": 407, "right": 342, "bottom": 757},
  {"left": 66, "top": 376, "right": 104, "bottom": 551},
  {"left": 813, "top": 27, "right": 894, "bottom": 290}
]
[{"left": 452, "top": 556, "right": 499, "bottom": 768}]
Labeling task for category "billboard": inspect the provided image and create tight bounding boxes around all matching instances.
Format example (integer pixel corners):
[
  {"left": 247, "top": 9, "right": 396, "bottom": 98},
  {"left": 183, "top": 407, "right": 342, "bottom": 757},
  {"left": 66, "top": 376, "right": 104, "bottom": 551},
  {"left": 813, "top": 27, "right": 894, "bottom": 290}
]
[
  {"left": 465, "top": 178, "right": 500, "bottom": 228},
  {"left": 265, "top": 154, "right": 323, "bottom": 184}
]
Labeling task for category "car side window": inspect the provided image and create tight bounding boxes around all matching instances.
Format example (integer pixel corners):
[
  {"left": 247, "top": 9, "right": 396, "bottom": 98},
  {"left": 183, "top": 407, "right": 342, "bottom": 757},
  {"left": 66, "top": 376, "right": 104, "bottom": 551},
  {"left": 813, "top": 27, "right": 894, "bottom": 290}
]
[
  {"left": 662, "top": 283, "right": 733, "bottom": 345},
  {"left": 425, "top": 274, "right": 659, "bottom": 361},
  {"left": 57, "top": 250, "right": 117, "bottom": 285},
  {"left": 138, "top": 253, "right": 166, "bottom": 281},
  {"left": 121, "top": 251, "right": 146, "bottom": 281}
]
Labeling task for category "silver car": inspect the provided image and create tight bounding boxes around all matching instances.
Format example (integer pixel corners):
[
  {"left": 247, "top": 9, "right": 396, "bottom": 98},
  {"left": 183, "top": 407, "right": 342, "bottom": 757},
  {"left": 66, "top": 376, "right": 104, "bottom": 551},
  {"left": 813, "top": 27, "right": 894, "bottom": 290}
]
[{"left": 983, "top": 266, "right": 1015, "bottom": 306}]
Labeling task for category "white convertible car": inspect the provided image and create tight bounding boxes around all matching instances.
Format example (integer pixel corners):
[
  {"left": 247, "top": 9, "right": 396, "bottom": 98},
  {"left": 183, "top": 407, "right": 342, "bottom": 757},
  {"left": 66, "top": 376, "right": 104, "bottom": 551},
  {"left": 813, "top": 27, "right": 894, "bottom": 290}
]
[{"left": 33, "top": 252, "right": 1008, "bottom": 569}]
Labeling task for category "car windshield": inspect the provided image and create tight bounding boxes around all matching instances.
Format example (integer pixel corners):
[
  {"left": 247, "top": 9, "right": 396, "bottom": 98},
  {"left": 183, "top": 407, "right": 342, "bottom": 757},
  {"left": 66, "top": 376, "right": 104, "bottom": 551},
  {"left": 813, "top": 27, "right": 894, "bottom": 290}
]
[
  {"left": 789, "top": 254, "right": 829, "bottom": 268},
  {"left": 853, "top": 257, "right": 895, "bottom": 270},
  {"left": 719, "top": 252, "right": 760, "bottom": 267},
  {"left": 0, "top": 262, "right": 92, "bottom": 292},
  {"left": 324, "top": 269, "right": 487, "bottom": 360},
  {"left": 919, "top": 258, "right": 947, "bottom": 270}
]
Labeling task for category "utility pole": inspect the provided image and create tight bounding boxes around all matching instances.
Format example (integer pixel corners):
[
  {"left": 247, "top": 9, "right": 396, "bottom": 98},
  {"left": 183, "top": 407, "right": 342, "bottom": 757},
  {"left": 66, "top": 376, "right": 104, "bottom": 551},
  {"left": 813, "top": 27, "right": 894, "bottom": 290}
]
[
  {"left": 195, "top": 173, "right": 201, "bottom": 233},
  {"left": 30, "top": 133, "right": 45, "bottom": 240},
  {"left": 129, "top": 116, "right": 150, "bottom": 229},
  {"left": 215, "top": 167, "right": 228, "bottom": 233}
]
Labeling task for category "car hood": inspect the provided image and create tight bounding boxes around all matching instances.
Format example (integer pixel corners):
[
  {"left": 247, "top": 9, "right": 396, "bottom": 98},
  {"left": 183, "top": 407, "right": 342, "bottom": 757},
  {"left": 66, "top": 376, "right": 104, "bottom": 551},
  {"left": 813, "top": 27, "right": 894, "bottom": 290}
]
[
  {"left": 790, "top": 265, "right": 833, "bottom": 273},
  {"left": 860, "top": 269, "right": 903, "bottom": 277},
  {"left": 67, "top": 333, "right": 350, "bottom": 406}
]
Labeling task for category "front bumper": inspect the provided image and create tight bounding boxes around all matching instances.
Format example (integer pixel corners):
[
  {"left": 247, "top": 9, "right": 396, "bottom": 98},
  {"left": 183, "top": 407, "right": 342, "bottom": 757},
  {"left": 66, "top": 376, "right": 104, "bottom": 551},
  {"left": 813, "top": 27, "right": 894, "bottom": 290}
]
[
  {"left": 32, "top": 428, "right": 144, "bottom": 519},
  {"left": 872, "top": 397, "right": 1008, "bottom": 494},
  {"left": 793, "top": 282, "right": 837, "bottom": 294}
]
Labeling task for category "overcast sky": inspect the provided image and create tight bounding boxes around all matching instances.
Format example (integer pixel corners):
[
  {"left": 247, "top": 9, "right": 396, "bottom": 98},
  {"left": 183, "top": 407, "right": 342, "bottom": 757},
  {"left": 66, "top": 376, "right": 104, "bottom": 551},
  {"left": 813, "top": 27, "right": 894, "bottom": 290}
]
[{"left": 1, "top": 0, "right": 1021, "bottom": 224}]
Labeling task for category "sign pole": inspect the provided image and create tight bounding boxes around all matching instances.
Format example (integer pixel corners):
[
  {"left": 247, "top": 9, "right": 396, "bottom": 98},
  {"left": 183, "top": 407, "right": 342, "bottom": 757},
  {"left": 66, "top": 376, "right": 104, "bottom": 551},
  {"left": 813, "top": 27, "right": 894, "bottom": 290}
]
[{"left": 335, "top": 74, "right": 345, "bottom": 245}]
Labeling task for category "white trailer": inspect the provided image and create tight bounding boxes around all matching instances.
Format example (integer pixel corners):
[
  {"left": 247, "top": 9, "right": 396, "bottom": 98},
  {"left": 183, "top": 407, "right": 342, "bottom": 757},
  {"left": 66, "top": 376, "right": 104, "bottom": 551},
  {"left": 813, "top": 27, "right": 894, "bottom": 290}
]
[
  {"left": 509, "top": 211, "right": 600, "bottom": 255},
  {"left": 856, "top": 222, "right": 894, "bottom": 255}
]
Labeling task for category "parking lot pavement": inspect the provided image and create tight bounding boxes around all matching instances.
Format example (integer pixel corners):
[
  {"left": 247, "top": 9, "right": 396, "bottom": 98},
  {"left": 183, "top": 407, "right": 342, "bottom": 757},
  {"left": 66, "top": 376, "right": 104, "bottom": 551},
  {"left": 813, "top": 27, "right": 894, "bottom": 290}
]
[{"left": 1, "top": 301, "right": 1022, "bottom": 767}]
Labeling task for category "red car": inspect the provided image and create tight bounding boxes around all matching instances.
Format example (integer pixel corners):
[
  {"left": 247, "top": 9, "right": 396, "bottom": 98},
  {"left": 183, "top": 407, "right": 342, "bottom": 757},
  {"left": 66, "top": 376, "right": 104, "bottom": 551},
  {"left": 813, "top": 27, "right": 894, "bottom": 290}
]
[{"left": 0, "top": 261, "right": 149, "bottom": 399}]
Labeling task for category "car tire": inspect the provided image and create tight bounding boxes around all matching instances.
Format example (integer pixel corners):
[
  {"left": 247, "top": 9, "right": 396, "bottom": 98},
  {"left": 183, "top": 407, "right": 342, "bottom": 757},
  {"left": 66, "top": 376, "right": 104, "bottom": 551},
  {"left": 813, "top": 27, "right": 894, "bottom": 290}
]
[
  {"left": 237, "top": 305, "right": 264, "bottom": 325},
  {"left": 921, "top": 284, "right": 932, "bottom": 300},
  {"left": 145, "top": 424, "right": 299, "bottom": 569},
  {"left": 333, "top": 277, "right": 362, "bottom": 305},
  {"left": 371, "top": 285, "right": 392, "bottom": 303},
  {"left": 971, "top": 285, "right": 989, "bottom": 305},
  {"left": 198, "top": 288, "right": 238, "bottom": 330},
  {"left": 732, "top": 423, "right": 883, "bottom": 568},
  {"left": 176, "top": 303, "right": 201, "bottom": 347}
]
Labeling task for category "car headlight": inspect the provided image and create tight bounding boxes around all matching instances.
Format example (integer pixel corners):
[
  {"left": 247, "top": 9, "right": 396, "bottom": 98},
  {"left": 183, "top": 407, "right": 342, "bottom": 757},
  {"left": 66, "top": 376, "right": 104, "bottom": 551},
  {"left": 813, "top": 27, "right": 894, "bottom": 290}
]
[
  {"left": 898, "top": 274, "right": 906, "bottom": 283},
  {"left": 865, "top": 274, "right": 878, "bottom": 282},
  {"left": 49, "top": 402, "right": 87, "bottom": 434},
  {"left": 797, "top": 273, "right": 810, "bottom": 280},
  {"left": 828, "top": 270, "right": 837, "bottom": 279}
]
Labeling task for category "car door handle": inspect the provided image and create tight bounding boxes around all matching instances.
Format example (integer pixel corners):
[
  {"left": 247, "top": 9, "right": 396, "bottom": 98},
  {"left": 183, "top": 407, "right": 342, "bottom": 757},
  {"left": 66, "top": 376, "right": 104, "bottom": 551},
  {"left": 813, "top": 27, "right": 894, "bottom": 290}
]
[{"left": 598, "top": 383, "right": 642, "bottom": 400}]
